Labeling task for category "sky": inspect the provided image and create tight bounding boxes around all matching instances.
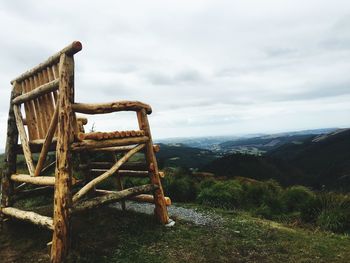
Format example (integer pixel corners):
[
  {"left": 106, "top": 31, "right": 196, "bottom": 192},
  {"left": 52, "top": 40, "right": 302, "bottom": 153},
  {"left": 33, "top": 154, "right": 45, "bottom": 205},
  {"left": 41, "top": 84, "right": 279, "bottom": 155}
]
[{"left": 0, "top": 0, "right": 350, "bottom": 150}]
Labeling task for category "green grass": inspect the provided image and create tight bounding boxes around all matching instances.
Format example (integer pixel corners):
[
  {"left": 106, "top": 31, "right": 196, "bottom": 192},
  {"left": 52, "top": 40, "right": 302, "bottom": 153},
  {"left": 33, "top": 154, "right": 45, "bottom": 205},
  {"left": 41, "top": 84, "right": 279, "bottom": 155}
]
[{"left": 1, "top": 204, "right": 350, "bottom": 263}]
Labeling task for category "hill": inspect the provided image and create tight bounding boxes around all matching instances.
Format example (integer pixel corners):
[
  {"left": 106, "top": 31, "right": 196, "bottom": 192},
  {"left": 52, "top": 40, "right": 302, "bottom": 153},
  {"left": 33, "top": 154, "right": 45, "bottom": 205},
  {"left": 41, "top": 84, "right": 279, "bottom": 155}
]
[
  {"left": 1, "top": 205, "right": 350, "bottom": 262},
  {"left": 155, "top": 143, "right": 218, "bottom": 169},
  {"left": 203, "top": 129, "right": 350, "bottom": 190}
]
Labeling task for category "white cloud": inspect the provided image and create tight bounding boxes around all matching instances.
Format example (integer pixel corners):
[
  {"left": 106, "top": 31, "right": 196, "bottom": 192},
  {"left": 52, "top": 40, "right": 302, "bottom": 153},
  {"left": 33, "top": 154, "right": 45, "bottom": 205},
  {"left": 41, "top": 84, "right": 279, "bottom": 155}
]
[{"left": 0, "top": 0, "right": 350, "bottom": 150}]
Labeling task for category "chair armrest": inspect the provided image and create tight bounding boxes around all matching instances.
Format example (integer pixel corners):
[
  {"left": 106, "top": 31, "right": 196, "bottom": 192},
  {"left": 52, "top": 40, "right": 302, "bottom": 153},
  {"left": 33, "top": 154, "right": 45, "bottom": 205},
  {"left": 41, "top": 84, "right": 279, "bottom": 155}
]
[{"left": 72, "top": 101, "right": 152, "bottom": 115}]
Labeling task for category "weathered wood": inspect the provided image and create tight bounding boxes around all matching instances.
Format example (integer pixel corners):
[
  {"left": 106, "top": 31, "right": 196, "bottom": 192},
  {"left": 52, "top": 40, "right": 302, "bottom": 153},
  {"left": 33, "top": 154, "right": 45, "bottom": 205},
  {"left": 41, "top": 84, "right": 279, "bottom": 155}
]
[
  {"left": 73, "top": 144, "right": 145, "bottom": 203},
  {"left": 71, "top": 136, "right": 149, "bottom": 151},
  {"left": 72, "top": 101, "right": 152, "bottom": 115},
  {"left": 28, "top": 77, "right": 46, "bottom": 138},
  {"left": 11, "top": 174, "right": 55, "bottom": 185},
  {"left": 1, "top": 207, "right": 53, "bottom": 230},
  {"left": 73, "top": 184, "right": 158, "bottom": 213},
  {"left": 34, "top": 106, "right": 58, "bottom": 176},
  {"left": 112, "top": 154, "right": 126, "bottom": 211},
  {"left": 1, "top": 88, "right": 19, "bottom": 216},
  {"left": 11, "top": 41, "right": 82, "bottom": 84},
  {"left": 86, "top": 161, "right": 147, "bottom": 170},
  {"left": 91, "top": 169, "right": 150, "bottom": 177},
  {"left": 20, "top": 80, "right": 38, "bottom": 139},
  {"left": 12, "top": 79, "right": 59, "bottom": 105},
  {"left": 13, "top": 104, "right": 35, "bottom": 175},
  {"left": 51, "top": 54, "right": 75, "bottom": 263},
  {"left": 76, "top": 130, "right": 145, "bottom": 141},
  {"left": 137, "top": 109, "right": 169, "bottom": 224},
  {"left": 85, "top": 145, "right": 136, "bottom": 152},
  {"left": 130, "top": 194, "right": 171, "bottom": 206}
]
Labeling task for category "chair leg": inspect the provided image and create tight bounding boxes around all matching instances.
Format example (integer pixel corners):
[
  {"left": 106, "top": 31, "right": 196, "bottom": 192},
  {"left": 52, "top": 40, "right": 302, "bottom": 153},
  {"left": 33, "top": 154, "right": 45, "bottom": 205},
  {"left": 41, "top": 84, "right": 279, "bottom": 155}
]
[
  {"left": 137, "top": 110, "right": 169, "bottom": 224},
  {"left": 1, "top": 89, "right": 19, "bottom": 222}
]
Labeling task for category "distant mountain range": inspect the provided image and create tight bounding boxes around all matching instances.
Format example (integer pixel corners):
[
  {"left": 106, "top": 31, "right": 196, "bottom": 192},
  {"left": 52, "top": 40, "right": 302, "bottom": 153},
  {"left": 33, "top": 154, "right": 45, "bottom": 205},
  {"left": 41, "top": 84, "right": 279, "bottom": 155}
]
[
  {"left": 202, "top": 128, "right": 350, "bottom": 191},
  {"left": 158, "top": 128, "right": 338, "bottom": 155}
]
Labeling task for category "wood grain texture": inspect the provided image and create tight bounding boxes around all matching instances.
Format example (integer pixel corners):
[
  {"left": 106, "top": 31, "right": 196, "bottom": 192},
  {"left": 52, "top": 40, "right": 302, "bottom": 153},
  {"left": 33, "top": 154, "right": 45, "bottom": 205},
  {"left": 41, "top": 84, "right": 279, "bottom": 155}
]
[
  {"left": 51, "top": 54, "right": 75, "bottom": 263},
  {"left": 1, "top": 207, "right": 53, "bottom": 230}
]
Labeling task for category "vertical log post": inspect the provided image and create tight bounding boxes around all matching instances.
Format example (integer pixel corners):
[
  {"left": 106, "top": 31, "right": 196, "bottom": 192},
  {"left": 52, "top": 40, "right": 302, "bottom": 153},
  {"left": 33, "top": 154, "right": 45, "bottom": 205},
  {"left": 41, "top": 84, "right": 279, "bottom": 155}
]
[
  {"left": 50, "top": 54, "right": 75, "bottom": 263},
  {"left": 112, "top": 154, "right": 126, "bottom": 211},
  {"left": 137, "top": 109, "right": 169, "bottom": 224},
  {"left": 1, "top": 87, "right": 19, "bottom": 221}
]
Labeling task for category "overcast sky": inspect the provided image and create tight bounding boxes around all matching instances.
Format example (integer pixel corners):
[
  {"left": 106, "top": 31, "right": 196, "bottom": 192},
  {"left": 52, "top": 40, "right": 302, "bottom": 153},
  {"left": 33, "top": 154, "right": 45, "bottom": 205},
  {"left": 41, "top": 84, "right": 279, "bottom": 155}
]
[{"left": 0, "top": 0, "right": 350, "bottom": 149}]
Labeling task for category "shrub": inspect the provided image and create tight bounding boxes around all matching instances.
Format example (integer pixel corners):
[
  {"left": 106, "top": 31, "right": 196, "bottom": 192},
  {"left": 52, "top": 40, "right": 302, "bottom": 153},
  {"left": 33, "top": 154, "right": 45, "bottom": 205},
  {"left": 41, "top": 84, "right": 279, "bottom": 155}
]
[
  {"left": 197, "top": 180, "right": 243, "bottom": 209},
  {"left": 282, "top": 185, "right": 315, "bottom": 212},
  {"left": 162, "top": 168, "right": 198, "bottom": 202},
  {"left": 241, "top": 179, "right": 285, "bottom": 213},
  {"left": 315, "top": 192, "right": 350, "bottom": 233}
]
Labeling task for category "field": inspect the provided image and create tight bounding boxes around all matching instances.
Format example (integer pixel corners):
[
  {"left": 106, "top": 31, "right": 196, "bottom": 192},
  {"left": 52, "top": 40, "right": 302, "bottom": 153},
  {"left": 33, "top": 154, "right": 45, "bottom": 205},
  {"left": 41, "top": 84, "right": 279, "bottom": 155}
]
[{"left": 1, "top": 203, "right": 350, "bottom": 263}]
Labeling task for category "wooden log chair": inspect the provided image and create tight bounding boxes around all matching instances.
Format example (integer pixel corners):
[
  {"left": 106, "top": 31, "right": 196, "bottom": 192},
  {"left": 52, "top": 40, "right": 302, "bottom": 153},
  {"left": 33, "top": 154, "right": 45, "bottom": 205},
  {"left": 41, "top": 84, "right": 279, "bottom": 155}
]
[{"left": 0, "top": 41, "right": 173, "bottom": 263}]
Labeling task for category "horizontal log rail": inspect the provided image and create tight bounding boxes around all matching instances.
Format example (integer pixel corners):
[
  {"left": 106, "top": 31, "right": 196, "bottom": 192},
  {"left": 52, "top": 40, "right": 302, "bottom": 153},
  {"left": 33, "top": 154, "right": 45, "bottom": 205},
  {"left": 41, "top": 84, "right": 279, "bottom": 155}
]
[
  {"left": 10, "top": 174, "right": 79, "bottom": 186},
  {"left": 73, "top": 144, "right": 145, "bottom": 202},
  {"left": 11, "top": 41, "right": 82, "bottom": 84},
  {"left": 81, "top": 161, "right": 147, "bottom": 170},
  {"left": 71, "top": 136, "right": 149, "bottom": 151},
  {"left": 11, "top": 174, "right": 55, "bottom": 185},
  {"left": 73, "top": 184, "right": 158, "bottom": 213},
  {"left": 12, "top": 79, "right": 59, "bottom": 104},
  {"left": 130, "top": 194, "right": 171, "bottom": 206},
  {"left": 77, "top": 130, "right": 145, "bottom": 141},
  {"left": 91, "top": 169, "right": 150, "bottom": 177},
  {"left": 94, "top": 190, "right": 171, "bottom": 206},
  {"left": 72, "top": 101, "right": 152, "bottom": 115},
  {"left": 1, "top": 207, "right": 54, "bottom": 230}
]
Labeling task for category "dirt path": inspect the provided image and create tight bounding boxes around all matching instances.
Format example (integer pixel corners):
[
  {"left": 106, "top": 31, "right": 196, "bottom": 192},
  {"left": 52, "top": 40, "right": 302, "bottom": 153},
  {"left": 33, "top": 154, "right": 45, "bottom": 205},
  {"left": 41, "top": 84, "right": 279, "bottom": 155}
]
[{"left": 112, "top": 201, "right": 223, "bottom": 226}]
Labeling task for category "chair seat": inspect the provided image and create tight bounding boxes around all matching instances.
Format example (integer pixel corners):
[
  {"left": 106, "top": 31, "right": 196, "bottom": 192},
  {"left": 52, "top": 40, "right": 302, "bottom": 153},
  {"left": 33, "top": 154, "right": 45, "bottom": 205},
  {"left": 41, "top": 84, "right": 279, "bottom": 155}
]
[{"left": 76, "top": 130, "right": 145, "bottom": 141}]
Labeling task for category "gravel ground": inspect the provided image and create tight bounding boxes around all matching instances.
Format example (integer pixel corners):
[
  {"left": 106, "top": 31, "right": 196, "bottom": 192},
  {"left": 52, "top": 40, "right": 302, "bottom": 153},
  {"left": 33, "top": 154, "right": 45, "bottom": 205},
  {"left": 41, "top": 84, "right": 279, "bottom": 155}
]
[{"left": 112, "top": 201, "right": 223, "bottom": 226}]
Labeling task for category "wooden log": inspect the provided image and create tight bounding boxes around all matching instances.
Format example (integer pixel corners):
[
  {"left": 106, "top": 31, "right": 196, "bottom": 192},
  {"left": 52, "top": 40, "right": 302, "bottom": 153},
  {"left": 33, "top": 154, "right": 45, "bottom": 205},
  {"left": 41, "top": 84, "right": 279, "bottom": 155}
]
[
  {"left": 130, "top": 194, "right": 171, "bottom": 206},
  {"left": 137, "top": 109, "right": 169, "bottom": 224},
  {"left": 72, "top": 184, "right": 158, "bottom": 213},
  {"left": 11, "top": 41, "right": 82, "bottom": 84},
  {"left": 1, "top": 207, "right": 53, "bottom": 230},
  {"left": 11, "top": 174, "right": 55, "bottom": 185},
  {"left": 76, "top": 130, "right": 144, "bottom": 141},
  {"left": 13, "top": 104, "right": 35, "bottom": 175},
  {"left": 71, "top": 136, "right": 149, "bottom": 151},
  {"left": 86, "top": 145, "right": 136, "bottom": 152},
  {"left": 51, "top": 54, "right": 75, "bottom": 263},
  {"left": 12, "top": 79, "right": 59, "bottom": 105},
  {"left": 73, "top": 144, "right": 145, "bottom": 203},
  {"left": 112, "top": 153, "right": 126, "bottom": 211},
  {"left": 91, "top": 169, "right": 150, "bottom": 177},
  {"left": 1, "top": 88, "right": 19, "bottom": 215},
  {"left": 72, "top": 101, "right": 152, "bottom": 115},
  {"left": 86, "top": 161, "right": 147, "bottom": 170},
  {"left": 34, "top": 106, "right": 58, "bottom": 176}
]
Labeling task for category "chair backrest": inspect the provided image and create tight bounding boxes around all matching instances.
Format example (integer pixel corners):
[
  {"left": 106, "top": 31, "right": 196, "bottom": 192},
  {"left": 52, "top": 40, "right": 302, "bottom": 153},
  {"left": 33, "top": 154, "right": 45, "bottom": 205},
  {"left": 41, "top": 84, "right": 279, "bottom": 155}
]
[
  {"left": 15, "top": 65, "right": 58, "bottom": 141},
  {"left": 11, "top": 41, "right": 82, "bottom": 142}
]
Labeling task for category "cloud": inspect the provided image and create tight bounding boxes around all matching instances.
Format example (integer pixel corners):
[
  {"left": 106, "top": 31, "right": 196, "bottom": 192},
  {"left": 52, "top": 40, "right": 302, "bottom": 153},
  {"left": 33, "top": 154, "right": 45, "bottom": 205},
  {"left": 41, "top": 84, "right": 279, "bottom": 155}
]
[{"left": 0, "top": 0, "right": 350, "bottom": 150}]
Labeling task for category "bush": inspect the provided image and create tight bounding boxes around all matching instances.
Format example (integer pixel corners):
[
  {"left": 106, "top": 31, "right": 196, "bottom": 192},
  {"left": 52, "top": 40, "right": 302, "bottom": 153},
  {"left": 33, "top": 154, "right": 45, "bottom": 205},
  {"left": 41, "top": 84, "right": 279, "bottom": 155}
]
[
  {"left": 282, "top": 185, "right": 315, "bottom": 212},
  {"left": 162, "top": 168, "right": 198, "bottom": 202},
  {"left": 315, "top": 192, "right": 350, "bottom": 233},
  {"left": 242, "top": 179, "right": 285, "bottom": 214},
  {"left": 197, "top": 180, "right": 243, "bottom": 209}
]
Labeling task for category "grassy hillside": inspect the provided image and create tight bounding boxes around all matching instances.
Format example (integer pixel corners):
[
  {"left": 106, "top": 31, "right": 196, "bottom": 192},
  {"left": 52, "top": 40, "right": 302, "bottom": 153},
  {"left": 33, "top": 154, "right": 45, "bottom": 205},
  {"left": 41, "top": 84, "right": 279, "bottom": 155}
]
[
  {"left": 1, "top": 204, "right": 350, "bottom": 263},
  {"left": 203, "top": 129, "right": 350, "bottom": 190},
  {"left": 156, "top": 143, "right": 218, "bottom": 169}
]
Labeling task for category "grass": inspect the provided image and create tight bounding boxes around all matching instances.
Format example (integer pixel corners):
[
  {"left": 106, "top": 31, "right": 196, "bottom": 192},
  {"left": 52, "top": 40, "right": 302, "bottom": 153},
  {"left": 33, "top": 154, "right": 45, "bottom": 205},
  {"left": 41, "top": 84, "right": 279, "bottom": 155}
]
[{"left": 1, "top": 203, "right": 350, "bottom": 262}]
